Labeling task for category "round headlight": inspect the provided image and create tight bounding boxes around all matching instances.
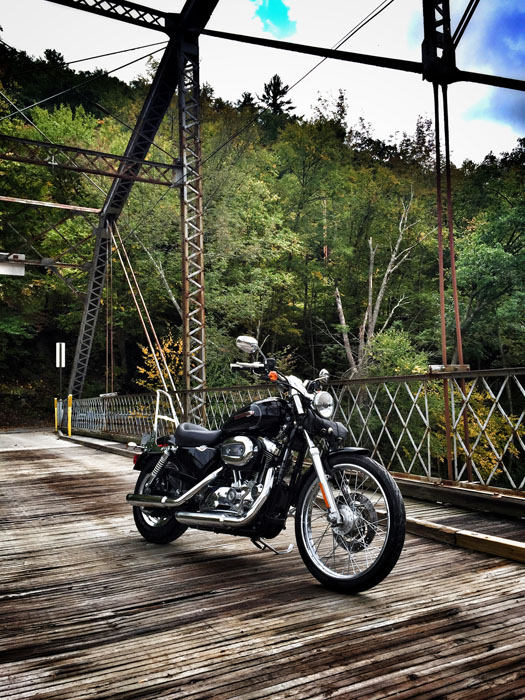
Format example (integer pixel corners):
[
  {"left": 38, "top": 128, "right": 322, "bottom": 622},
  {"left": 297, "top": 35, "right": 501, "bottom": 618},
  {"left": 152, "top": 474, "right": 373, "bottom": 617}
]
[{"left": 313, "top": 391, "right": 334, "bottom": 419}]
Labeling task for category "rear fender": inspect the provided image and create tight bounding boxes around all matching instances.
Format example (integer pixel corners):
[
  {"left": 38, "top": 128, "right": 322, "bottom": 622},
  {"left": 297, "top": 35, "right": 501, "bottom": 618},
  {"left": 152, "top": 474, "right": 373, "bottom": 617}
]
[{"left": 133, "top": 451, "right": 162, "bottom": 472}]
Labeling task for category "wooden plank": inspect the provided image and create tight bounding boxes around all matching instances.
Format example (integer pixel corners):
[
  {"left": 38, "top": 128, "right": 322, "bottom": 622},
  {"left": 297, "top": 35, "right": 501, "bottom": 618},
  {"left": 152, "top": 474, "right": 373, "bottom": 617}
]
[{"left": 1, "top": 434, "right": 525, "bottom": 700}]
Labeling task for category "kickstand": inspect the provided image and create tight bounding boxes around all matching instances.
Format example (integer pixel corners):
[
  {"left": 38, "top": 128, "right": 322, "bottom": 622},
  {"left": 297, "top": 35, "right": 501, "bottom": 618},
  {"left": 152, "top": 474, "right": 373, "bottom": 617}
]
[{"left": 251, "top": 538, "right": 294, "bottom": 555}]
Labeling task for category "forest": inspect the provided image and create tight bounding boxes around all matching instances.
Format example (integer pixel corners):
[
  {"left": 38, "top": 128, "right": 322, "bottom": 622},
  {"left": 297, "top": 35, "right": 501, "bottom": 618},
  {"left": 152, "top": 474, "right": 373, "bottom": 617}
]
[{"left": 0, "top": 41, "right": 524, "bottom": 424}]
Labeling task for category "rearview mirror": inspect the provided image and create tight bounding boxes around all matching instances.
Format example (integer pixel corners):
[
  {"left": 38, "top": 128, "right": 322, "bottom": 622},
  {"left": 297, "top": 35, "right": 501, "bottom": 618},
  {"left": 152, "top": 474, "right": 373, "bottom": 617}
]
[
  {"left": 319, "top": 368, "right": 330, "bottom": 385},
  {"left": 236, "top": 335, "right": 259, "bottom": 355}
]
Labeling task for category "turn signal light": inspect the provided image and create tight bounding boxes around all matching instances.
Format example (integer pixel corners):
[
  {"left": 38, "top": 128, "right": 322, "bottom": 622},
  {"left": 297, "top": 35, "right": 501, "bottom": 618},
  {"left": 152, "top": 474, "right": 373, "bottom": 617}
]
[{"left": 268, "top": 371, "right": 278, "bottom": 382}]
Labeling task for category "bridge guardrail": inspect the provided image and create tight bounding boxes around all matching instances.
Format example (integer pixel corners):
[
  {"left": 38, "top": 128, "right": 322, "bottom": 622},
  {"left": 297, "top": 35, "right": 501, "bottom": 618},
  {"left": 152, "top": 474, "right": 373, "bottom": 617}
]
[{"left": 61, "top": 368, "right": 524, "bottom": 494}]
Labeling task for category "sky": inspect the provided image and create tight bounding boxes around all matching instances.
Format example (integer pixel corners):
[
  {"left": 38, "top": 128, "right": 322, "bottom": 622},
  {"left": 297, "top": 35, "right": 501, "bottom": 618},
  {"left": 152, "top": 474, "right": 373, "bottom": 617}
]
[{"left": 1, "top": 0, "right": 524, "bottom": 164}]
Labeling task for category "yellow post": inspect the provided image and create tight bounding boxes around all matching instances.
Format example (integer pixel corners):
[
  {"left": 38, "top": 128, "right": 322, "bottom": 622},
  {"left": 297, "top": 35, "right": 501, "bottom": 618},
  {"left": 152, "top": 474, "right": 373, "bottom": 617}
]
[
  {"left": 54, "top": 398, "right": 58, "bottom": 432},
  {"left": 67, "top": 394, "right": 72, "bottom": 437}
]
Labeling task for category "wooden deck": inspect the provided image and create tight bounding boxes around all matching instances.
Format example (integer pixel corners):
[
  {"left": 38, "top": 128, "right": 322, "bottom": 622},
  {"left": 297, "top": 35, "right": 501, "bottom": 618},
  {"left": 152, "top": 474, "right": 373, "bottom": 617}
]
[{"left": 1, "top": 432, "right": 524, "bottom": 699}]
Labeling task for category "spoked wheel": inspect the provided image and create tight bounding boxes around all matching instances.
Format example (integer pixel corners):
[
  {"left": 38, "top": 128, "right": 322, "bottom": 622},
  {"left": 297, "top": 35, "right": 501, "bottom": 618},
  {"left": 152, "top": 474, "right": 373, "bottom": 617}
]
[
  {"left": 133, "top": 464, "right": 187, "bottom": 544},
  {"left": 295, "top": 454, "right": 405, "bottom": 594}
]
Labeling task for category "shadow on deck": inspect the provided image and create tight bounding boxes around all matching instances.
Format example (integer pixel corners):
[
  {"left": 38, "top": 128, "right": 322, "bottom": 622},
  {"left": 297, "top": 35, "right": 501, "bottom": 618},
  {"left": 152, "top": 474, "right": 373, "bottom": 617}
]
[{"left": 1, "top": 431, "right": 524, "bottom": 699}]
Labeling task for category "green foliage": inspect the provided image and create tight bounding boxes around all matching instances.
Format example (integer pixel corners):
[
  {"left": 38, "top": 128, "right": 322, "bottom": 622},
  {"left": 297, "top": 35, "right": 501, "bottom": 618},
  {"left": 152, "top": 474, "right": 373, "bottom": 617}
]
[
  {"left": 366, "top": 329, "right": 429, "bottom": 377},
  {"left": 0, "top": 44, "right": 523, "bottom": 426}
]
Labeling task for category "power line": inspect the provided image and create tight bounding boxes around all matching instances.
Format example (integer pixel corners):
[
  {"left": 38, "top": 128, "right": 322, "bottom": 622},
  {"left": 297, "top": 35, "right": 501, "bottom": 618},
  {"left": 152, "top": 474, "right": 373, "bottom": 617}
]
[
  {"left": 1, "top": 37, "right": 176, "bottom": 160},
  {"left": 1, "top": 36, "right": 168, "bottom": 79},
  {"left": 68, "top": 41, "right": 168, "bottom": 66},
  {"left": 0, "top": 45, "right": 166, "bottom": 123},
  {"left": 201, "top": 0, "right": 397, "bottom": 168}
]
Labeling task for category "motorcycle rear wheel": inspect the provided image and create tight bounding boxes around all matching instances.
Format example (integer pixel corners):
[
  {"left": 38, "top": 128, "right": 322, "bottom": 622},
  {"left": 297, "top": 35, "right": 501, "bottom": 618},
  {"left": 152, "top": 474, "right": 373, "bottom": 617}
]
[
  {"left": 295, "top": 454, "right": 405, "bottom": 594},
  {"left": 133, "top": 464, "right": 188, "bottom": 544}
]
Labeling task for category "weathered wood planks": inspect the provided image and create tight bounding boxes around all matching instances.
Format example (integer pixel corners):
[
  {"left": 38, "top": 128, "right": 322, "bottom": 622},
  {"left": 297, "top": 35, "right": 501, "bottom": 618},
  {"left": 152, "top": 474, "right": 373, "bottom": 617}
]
[{"left": 1, "top": 436, "right": 524, "bottom": 699}]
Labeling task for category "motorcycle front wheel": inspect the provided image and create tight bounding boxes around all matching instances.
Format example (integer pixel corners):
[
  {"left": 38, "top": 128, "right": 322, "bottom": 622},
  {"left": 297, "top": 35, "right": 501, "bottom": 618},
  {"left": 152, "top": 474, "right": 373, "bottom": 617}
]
[
  {"left": 295, "top": 454, "right": 405, "bottom": 594},
  {"left": 133, "top": 463, "right": 188, "bottom": 545}
]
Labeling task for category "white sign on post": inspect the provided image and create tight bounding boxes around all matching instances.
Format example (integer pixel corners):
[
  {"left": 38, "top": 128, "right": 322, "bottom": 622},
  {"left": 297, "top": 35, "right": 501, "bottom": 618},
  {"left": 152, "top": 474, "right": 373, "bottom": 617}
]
[
  {"left": 0, "top": 253, "right": 25, "bottom": 276},
  {"left": 56, "top": 342, "right": 66, "bottom": 368}
]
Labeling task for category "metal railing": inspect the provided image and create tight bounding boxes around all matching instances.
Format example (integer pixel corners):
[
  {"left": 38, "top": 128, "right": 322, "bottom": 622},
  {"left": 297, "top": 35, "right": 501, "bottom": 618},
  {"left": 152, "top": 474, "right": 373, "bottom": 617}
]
[{"left": 64, "top": 368, "right": 524, "bottom": 494}]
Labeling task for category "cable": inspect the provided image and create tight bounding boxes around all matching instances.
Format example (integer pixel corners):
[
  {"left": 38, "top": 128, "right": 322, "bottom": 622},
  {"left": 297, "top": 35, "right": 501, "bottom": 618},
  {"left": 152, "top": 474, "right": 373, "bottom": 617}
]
[
  {"left": 2, "top": 36, "right": 168, "bottom": 78},
  {"left": 112, "top": 221, "right": 184, "bottom": 412},
  {"left": 201, "top": 0, "right": 397, "bottom": 168},
  {"left": 112, "top": 1, "right": 400, "bottom": 250},
  {"left": 1, "top": 35, "right": 176, "bottom": 160},
  {"left": 0, "top": 45, "right": 166, "bottom": 122}
]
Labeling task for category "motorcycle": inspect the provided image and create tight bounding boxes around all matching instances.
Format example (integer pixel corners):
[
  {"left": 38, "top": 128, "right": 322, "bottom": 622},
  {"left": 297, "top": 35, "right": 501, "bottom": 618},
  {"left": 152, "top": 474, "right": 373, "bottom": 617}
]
[{"left": 126, "top": 335, "right": 406, "bottom": 594}]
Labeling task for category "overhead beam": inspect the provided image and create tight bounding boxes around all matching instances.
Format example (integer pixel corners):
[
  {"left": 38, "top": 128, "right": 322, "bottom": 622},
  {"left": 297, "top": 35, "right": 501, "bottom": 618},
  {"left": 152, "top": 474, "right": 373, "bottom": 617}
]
[
  {"left": 201, "top": 29, "right": 423, "bottom": 76},
  {"left": 202, "top": 28, "right": 525, "bottom": 91},
  {"left": 44, "top": 0, "right": 220, "bottom": 35},
  {"left": 0, "top": 134, "right": 182, "bottom": 186}
]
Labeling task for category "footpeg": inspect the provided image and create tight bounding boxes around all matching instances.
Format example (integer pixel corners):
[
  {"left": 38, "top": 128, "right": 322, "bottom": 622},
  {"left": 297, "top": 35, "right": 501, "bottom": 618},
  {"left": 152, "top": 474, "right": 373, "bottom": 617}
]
[{"left": 252, "top": 538, "right": 294, "bottom": 555}]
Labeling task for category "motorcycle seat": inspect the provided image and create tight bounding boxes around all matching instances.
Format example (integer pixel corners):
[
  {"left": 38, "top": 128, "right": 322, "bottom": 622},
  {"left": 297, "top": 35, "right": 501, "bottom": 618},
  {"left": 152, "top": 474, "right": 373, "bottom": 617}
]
[{"left": 175, "top": 422, "right": 223, "bottom": 448}]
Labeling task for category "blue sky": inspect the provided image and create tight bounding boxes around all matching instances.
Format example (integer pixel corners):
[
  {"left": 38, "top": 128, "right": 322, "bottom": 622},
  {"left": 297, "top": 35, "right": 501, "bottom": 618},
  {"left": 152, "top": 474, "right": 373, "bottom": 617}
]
[
  {"left": 1, "top": 0, "right": 523, "bottom": 163},
  {"left": 250, "top": 0, "right": 296, "bottom": 38},
  {"left": 251, "top": 0, "right": 525, "bottom": 132},
  {"left": 459, "top": 2, "right": 525, "bottom": 130}
]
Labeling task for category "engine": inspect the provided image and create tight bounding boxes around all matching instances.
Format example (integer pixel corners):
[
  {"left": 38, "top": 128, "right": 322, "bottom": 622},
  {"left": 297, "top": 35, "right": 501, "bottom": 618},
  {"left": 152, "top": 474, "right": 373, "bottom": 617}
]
[{"left": 200, "top": 436, "right": 279, "bottom": 516}]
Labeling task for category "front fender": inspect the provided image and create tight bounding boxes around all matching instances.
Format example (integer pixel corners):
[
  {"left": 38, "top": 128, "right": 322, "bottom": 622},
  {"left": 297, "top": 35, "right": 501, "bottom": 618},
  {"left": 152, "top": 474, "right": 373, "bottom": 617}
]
[
  {"left": 291, "top": 446, "right": 370, "bottom": 505},
  {"left": 327, "top": 446, "right": 369, "bottom": 462}
]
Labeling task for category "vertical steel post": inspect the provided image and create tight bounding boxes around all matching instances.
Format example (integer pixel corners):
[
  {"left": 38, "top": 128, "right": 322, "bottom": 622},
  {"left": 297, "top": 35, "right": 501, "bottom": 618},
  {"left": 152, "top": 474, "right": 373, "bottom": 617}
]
[
  {"left": 432, "top": 84, "right": 454, "bottom": 481},
  {"left": 178, "top": 33, "right": 206, "bottom": 423},
  {"left": 442, "top": 85, "right": 473, "bottom": 481}
]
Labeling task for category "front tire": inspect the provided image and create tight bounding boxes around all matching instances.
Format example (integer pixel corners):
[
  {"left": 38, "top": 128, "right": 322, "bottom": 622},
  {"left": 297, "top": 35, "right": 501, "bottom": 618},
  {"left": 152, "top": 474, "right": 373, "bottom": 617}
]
[
  {"left": 295, "top": 454, "right": 405, "bottom": 594},
  {"left": 133, "top": 463, "right": 188, "bottom": 544}
]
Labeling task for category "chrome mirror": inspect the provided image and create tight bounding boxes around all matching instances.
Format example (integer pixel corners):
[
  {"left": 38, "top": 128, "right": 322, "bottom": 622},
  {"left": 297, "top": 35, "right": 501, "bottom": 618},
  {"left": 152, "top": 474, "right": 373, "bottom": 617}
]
[
  {"left": 236, "top": 335, "right": 259, "bottom": 355},
  {"left": 319, "top": 368, "right": 330, "bottom": 385}
]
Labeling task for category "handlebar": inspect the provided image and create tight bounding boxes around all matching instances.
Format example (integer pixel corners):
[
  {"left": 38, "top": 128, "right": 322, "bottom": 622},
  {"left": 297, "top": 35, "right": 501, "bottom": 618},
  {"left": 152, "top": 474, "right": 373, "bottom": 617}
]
[{"left": 230, "top": 361, "right": 265, "bottom": 371}]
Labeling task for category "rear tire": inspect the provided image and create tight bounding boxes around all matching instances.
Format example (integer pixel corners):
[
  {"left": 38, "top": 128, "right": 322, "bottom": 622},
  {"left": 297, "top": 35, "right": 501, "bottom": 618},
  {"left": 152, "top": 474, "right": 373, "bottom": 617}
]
[
  {"left": 133, "top": 463, "right": 187, "bottom": 544},
  {"left": 295, "top": 454, "right": 405, "bottom": 594}
]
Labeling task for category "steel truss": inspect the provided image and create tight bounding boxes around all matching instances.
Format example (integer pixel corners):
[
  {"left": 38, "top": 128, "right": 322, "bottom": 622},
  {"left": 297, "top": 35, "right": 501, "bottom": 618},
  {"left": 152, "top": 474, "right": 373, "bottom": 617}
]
[
  {"left": 179, "top": 38, "right": 206, "bottom": 421},
  {"left": 0, "top": 134, "right": 182, "bottom": 186},
  {"left": 34, "top": 0, "right": 218, "bottom": 415},
  {"left": 7, "top": 0, "right": 522, "bottom": 425}
]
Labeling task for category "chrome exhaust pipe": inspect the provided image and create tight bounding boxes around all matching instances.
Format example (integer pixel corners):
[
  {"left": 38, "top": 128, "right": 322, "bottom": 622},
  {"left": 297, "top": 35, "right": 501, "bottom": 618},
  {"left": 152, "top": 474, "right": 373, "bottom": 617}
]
[
  {"left": 174, "top": 468, "right": 274, "bottom": 529},
  {"left": 126, "top": 467, "right": 223, "bottom": 509}
]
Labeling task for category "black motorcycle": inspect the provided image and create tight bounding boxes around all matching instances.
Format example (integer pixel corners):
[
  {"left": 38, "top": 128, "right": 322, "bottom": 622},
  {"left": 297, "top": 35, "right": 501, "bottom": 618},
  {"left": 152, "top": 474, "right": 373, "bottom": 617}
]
[{"left": 127, "top": 335, "right": 406, "bottom": 594}]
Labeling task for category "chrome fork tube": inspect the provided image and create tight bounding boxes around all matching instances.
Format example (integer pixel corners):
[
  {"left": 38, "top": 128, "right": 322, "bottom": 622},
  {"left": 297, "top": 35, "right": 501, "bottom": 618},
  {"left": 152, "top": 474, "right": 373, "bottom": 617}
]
[{"left": 303, "top": 430, "right": 342, "bottom": 525}]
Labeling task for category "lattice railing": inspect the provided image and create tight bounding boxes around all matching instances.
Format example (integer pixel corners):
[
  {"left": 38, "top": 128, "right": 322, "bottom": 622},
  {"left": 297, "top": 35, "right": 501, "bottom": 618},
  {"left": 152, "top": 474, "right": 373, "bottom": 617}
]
[{"left": 66, "top": 368, "right": 524, "bottom": 493}]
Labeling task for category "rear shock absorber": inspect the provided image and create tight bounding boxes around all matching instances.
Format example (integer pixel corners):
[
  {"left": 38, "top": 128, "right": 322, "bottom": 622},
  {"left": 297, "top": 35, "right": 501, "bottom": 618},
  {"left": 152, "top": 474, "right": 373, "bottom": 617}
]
[{"left": 148, "top": 447, "right": 173, "bottom": 484}]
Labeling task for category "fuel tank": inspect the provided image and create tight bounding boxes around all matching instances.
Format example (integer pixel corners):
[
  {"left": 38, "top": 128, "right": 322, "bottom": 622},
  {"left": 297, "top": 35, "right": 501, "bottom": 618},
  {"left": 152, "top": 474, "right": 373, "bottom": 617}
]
[{"left": 221, "top": 397, "right": 290, "bottom": 438}]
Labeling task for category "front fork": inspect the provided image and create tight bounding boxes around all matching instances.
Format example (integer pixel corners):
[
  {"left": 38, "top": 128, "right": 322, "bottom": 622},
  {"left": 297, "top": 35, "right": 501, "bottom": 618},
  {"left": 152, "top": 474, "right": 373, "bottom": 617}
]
[
  {"left": 303, "top": 431, "right": 342, "bottom": 525},
  {"left": 291, "top": 390, "right": 342, "bottom": 525}
]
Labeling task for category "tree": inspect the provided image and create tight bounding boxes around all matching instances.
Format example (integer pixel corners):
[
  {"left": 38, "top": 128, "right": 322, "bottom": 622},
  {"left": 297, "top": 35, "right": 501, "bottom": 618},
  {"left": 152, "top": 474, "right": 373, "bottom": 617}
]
[
  {"left": 258, "top": 74, "right": 294, "bottom": 115},
  {"left": 331, "top": 190, "right": 430, "bottom": 377}
]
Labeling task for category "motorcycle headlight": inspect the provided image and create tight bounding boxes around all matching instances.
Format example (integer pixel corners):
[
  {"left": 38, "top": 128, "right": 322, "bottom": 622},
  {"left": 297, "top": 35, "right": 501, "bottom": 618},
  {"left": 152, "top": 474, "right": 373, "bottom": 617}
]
[{"left": 313, "top": 391, "right": 334, "bottom": 419}]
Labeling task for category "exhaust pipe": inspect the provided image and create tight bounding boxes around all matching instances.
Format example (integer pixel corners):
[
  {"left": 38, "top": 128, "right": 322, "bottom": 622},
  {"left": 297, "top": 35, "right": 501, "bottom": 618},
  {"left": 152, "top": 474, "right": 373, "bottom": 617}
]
[
  {"left": 126, "top": 467, "right": 223, "bottom": 509},
  {"left": 174, "top": 468, "right": 274, "bottom": 529}
]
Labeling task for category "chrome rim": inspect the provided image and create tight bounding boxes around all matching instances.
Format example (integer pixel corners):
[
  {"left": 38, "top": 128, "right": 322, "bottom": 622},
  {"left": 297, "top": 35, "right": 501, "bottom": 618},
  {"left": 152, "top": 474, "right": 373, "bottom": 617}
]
[
  {"left": 300, "top": 464, "right": 390, "bottom": 580},
  {"left": 136, "top": 472, "right": 171, "bottom": 528}
]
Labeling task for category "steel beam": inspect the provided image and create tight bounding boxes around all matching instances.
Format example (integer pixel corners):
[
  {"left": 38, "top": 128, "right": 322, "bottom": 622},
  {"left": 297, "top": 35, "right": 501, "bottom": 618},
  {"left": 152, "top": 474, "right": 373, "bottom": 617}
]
[
  {"left": 67, "top": 0, "right": 219, "bottom": 398},
  {"left": 202, "top": 27, "right": 525, "bottom": 91},
  {"left": 0, "top": 195, "right": 100, "bottom": 214},
  {"left": 44, "top": 0, "right": 172, "bottom": 32},
  {"left": 0, "top": 134, "right": 182, "bottom": 186},
  {"left": 69, "top": 223, "right": 110, "bottom": 397},
  {"left": 68, "top": 37, "right": 182, "bottom": 397},
  {"left": 179, "top": 35, "right": 206, "bottom": 422}
]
